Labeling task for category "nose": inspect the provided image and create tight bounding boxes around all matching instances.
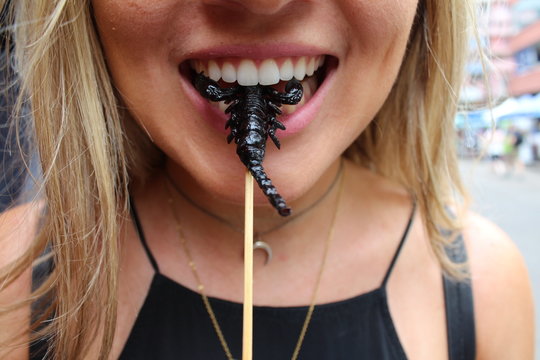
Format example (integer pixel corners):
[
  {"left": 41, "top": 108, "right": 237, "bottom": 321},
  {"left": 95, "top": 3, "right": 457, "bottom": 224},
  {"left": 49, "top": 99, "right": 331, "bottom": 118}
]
[{"left": 204, "top": 0, "right": 295, "bottom": 16}]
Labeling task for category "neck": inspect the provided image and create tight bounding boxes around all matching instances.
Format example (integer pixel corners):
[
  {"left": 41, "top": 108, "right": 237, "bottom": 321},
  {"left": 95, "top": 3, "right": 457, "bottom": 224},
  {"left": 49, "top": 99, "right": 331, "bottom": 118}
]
[{"left": 163, "top": 158, "right": 342, "bottom": 239}]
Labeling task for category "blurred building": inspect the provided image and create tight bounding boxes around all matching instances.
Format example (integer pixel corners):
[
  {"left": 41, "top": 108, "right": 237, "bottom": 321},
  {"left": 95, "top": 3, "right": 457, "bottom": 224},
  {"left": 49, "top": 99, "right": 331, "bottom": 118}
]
[
  {"left": 459, "top": 0, "right": 540, "bottom": 163},
  {"left": 508, "top": 0, "right": 540, "bottom": 96},
  {"left": 461, "top": 0, "right": 540, "bottom": 104},
  {"left": 461, "top": 0, "right": 515, "bottom": 105}
]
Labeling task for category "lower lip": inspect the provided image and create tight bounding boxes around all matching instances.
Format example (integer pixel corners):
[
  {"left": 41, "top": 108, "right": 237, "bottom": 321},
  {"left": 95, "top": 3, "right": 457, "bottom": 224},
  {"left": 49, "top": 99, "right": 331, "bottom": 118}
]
[{"left": 178, "top": 58, "right": 337, "bottom": 137}]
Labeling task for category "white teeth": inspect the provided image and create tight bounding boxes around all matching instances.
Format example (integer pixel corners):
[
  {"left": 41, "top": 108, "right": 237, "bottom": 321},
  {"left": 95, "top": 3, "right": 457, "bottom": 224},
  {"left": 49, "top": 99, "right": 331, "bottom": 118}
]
[
  {"left": 258, "top": 59, "right": 280, "bottom": 86},
  {"left": 191, "top": 60, "right": 203, "bottom": 74},
  {"left": 191, "top": 55, "right": 325, "bottom": 85},
  {"left": 306, "top": 57, "right": 315, "bottom": 76},
  {"left": 212, "top": 76, "right": 316, "bottom": 116},
  {"left": 293, "top": 57, "right": 307, "bottom": 81},
  {"left": 197, "top": 57, "right": 324, "bottom": 116},
  {"left": 237, "top": 59, "right": 258, "bottom": 86},
  {"left": 222, "top": 62, "right": 236, "bottom": 83},
  {"left": 208, "top": 60, "right": 221, "bottom": 81},
  {"left": 280, "top": 59, "right": 294, "bottom": 81},
  {"left": 199, "top": 62, "right": 208, "bottom": 76}
]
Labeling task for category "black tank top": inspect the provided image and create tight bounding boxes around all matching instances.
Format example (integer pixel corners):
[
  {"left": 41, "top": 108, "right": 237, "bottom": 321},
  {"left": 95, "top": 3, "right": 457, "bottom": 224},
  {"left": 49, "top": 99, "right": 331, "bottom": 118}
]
[{"left": 30, "top": 202, "right": 476, "bottom": 359}]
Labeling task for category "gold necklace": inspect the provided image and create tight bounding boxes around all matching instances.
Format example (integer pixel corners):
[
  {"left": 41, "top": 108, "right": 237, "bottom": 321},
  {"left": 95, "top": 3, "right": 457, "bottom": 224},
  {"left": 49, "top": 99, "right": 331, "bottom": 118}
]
[{"left": 166, "top": 164, "right": 345, "bottom": 360}]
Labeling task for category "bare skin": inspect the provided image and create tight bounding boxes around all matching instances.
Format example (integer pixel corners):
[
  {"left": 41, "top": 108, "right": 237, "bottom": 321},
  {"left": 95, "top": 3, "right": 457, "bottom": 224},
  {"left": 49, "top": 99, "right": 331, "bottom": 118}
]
[
  {"left": 0, "top": 159, "right": 534, "bottom": 359},
  {"left": 108, "top": 159, "right": 533, "bottom": 360},
  {"left": 0, "top": 205, "right": 41, "bottom": 360}
]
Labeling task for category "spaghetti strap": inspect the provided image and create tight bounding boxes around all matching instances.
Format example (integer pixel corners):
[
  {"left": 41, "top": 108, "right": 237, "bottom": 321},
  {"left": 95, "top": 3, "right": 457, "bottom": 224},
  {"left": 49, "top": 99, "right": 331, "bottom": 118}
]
[
  {"left": 443, "top": 234, "right": 476, "bottom": 360},
  {"left": 129, "top": 196, "right": 160, "bottom": 273},
  {"left": 380, "top": 199, "right": 416, "bottom": 287}
]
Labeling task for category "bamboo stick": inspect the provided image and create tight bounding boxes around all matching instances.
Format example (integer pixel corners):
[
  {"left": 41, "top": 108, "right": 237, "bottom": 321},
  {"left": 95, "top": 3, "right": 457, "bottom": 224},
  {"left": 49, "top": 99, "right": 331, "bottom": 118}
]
[{"left": 242, "top": 171, "right": 254, "bottom": 360}]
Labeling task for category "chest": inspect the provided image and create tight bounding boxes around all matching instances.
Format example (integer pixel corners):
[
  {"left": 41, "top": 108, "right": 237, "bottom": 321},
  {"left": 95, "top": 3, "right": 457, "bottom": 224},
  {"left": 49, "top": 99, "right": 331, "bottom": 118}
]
[
  {"left": 118, "top": 274, "right": 408, "bottom": 360},
  {"left": 109, "top": 234, "right": 449, "bottom": 360}
]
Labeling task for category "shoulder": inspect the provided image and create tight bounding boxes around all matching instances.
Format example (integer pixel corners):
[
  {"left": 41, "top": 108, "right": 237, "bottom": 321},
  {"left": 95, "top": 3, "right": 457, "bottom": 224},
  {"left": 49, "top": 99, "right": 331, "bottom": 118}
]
[
  {"left": 0, "top": 202, "right": 43, "bottom": 360},
  {"left": 0, "top": 202, "right": 42, "bottom": 253},
  {"left": 0, "top": 202, "right": 43, "bottom": 268},
  {"left": 463, "top": 212, "right": 534, "bottom": 359}
]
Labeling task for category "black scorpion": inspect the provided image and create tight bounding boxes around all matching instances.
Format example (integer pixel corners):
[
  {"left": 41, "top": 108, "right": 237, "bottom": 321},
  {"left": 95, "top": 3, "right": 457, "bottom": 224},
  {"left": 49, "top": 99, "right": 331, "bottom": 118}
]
[{"left": 193, "top": 71, "right": 303, "bottom": 216}]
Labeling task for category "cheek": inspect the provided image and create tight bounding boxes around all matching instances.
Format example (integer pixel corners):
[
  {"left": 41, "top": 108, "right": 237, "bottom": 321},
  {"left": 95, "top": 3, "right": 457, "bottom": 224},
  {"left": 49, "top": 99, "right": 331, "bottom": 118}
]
[
  {"left": 323, "top": 0, "right": 418, "bottom": 146},
  {"left": 93, "top": 1, "right": 165, "bottom": 43},
  {"left": 339, "top": 1, "right": 418, "bottom": 104},
  {"left": 92, "top": 0, "right": 199, "bottom": 64},
  {"left": 91, "top": 1, "right": 187, "bottom": 127},
  {"left": 343, "top": 0, "right": 418, "bottom": 59},
  {"left": 91, "top": 0, "right": 241, "bottom": 197},
  {"left": 340, "top": 0, "right": 419, "bottom": 35}
]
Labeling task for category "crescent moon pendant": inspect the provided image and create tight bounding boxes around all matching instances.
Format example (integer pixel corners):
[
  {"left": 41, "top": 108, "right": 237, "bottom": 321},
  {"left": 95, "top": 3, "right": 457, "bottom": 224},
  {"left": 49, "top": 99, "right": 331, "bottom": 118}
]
[{"left": 253, "top": 240, "right": 272, "bottom": 265}]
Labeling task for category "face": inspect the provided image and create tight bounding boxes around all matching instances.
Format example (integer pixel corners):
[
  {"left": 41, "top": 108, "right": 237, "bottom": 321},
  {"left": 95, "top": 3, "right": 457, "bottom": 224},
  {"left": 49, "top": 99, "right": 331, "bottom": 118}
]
[{"left": 92, "top": 0, "right": 419, "bottom": 208}]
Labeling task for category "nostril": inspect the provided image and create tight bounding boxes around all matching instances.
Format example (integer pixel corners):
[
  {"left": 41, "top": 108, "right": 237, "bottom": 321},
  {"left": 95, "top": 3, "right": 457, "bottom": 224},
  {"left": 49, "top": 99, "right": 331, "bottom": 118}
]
[{"left": 202, "top": 0, "right": 294, "bottom": 16}]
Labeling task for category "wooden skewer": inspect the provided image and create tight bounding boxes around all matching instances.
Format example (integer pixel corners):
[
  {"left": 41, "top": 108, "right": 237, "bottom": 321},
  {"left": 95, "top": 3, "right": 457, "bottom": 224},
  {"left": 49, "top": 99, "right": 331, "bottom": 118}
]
[{"left": 243, "top": 171, "right": 254, "bottom": 360}]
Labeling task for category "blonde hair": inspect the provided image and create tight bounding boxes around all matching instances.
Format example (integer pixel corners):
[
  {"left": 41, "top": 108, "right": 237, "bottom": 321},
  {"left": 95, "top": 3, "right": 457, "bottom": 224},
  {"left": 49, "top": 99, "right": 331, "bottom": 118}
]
[
  {"left": 348, "top": 0, "right": 471, "bottom": 273},
  {"left": 0, "top": 0, "right": 471, "bottom": 358}
]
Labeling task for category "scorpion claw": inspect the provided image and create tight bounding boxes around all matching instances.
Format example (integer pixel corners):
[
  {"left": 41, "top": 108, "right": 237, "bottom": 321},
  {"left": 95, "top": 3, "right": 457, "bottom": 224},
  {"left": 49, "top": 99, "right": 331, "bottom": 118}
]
[
  {"left": 281, "top": 78, "right": 303, "bottom": 105},
  {"left": 285, "top": 78, "right": 302, "bottom": 92},
  {"left": 192, "top": 71, "right": 238, "bottom": 102},
  {"left": 265, "top": 78, "right": 303, "bottom": 105}
]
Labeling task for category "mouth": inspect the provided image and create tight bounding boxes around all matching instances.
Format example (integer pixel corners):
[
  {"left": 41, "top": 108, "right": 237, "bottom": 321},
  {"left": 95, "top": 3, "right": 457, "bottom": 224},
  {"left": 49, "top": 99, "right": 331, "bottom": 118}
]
[{"left": 179, "top": 53, "right": 338, "bottom": 136}]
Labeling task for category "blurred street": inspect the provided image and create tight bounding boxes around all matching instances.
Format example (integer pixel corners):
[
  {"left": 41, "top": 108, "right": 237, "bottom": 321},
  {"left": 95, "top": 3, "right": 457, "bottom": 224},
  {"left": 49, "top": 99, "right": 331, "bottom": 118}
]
[{"left": 460, "top": 159, "right": 539, "bottom": 355}]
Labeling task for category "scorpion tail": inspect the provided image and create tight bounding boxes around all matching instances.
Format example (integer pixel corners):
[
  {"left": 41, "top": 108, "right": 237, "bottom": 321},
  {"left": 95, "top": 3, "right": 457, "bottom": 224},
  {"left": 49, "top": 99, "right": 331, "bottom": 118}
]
[{"left": 248, "top": 163, "right": 291, "bottom": 217}]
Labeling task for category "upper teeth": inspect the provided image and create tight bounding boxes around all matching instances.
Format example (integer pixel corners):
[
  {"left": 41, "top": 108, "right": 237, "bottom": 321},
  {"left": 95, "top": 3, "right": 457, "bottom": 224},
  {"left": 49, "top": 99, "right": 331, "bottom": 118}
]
[{"left": 190, "top": 56, "right": 325, "bottom": 86}]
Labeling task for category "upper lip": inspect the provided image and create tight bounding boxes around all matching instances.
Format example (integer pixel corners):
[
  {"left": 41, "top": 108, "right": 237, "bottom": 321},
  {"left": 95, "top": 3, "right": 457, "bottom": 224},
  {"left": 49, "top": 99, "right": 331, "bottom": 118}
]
[{"left": 182, "top": 43, "right": 337, "bottom": 61}]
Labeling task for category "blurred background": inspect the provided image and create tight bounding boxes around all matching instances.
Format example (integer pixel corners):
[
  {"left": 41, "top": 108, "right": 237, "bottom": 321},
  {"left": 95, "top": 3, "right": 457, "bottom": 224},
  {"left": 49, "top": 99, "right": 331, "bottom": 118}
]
[{"left": 458, "top": 0, "right": 540, "bottom": 356}]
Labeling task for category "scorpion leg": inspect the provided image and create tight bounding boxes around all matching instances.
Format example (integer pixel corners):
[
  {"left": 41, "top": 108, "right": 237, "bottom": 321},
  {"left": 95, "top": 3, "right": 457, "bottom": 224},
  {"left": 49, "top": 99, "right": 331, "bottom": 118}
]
[
  {"left": 192, "top": 71, "right": 238, "bottom": 102},
  {"left": 268, "top": 127, "right": 281, "bottom": 149},
  {"left": 226, "top": 112, "right": 241, "bottom": 143},
  {"left": 274, "top": 120, "right": 286, "bottom": 130},
  {"left": 225, "top": 99, "right": 240, "bottom": 114},
  {"left": 267, "top": 101, "right": 282, "bottom": 115},
  {"left": 224, "top": 101, "right": 240, "bottom": 129},
  {"left": 266, "top": 106, "right": 286, "bottom": 130},
  {"left": 266, "top": 114, "right": 286, "bottom": 149}
]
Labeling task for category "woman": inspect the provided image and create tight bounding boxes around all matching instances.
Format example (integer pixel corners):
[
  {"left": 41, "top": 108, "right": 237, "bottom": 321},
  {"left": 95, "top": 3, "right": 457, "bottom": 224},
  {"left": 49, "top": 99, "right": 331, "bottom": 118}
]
[{"left": 0, "top": 0, "right": 534, "bottom": 359}]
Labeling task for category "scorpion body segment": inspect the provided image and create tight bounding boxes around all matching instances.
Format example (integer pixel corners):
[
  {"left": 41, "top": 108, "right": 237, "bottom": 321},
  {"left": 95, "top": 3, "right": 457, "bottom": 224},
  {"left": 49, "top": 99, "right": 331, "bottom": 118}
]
[{"left": 192, "top": 72, "right": 303, "bottom": 216}]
